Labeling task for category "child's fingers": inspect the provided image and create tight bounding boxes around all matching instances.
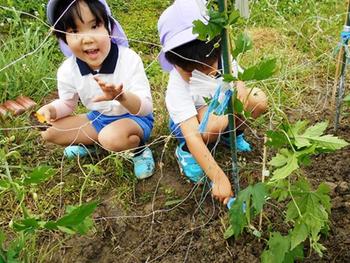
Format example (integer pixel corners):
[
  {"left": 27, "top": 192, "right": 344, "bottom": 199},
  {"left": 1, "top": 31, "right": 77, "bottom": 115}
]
[
  {"left": 105, "top": 83, "right": 116, "bottom": 91},
  {"left": 94, "top": 76, "right": 106, "bottom": 88},
  {"left": 93, "top": 76, "right": 102, "bottom": 83},
  {"left": 114, "top": 83, "right": 123, "bottom": 93}
]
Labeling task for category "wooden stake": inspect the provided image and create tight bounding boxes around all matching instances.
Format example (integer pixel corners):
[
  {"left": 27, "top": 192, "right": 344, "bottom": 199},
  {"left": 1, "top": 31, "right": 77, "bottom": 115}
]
[{"left": 333, "top": 0, "right": 350, "bottom": 131}]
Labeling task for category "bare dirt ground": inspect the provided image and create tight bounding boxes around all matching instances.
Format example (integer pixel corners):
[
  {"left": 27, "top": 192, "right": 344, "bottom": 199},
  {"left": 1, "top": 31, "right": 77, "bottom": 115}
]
[{"left": 48, "top": 114, "right": 350, "bottom": 263}]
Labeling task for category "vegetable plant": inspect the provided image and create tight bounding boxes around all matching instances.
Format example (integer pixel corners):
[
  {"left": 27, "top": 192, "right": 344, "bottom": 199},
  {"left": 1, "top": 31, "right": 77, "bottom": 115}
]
[{"left": 193, "top": 0, "right": 349, "bottom": 261}]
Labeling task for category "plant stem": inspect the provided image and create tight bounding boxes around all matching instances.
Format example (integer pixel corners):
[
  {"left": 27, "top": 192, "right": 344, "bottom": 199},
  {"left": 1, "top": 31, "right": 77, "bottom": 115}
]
[
  {"left": 218, "top": 0, "right": 240, "bottom": 194},
  {"left": 288, "top": 178, "right": 302, "bottom": 218}
]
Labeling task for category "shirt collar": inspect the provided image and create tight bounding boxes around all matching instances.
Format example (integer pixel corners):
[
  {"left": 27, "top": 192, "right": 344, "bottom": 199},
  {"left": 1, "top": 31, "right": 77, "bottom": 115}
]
[{"left": 76, "top": 42, "right": 119, "bottom": 76}]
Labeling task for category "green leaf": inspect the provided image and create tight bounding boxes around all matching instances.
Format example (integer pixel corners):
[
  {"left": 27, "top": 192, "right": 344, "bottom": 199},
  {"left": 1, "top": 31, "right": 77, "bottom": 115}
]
[
  {"left": 72, "top": 216, "right": 94, "bottom": 235},
  {"left": 294, "top": 137, "right": 311, "bottom": 149},
  {"left": 266, "top": 130, "right": 288, "bottom": 148},
  {"left": 269, "top": 151, "right": 288, "bottom": 167},
  {"left": 23, "top": 166, "right": 55, "bottom": 185},
  {"left": 290, "top": 223, "right": 308, "bottom": 250},
  {"left": 284, "top": 244, "right": 304, "bottom": 263},
  {"left": 222, "top": 73, "right": 236, "bottom": 82},
  {"left": 192, "top": 20, "right": 209, "bottom": 41},
  {"left": 270, "top": 179, "right": 289, "bottom": 202},
  {"left": 57, "top": 226, "right": 76, "bottom": 235},
  {"left": 251, "top": 183, "right": 267, "bottom": 212},
  {"left": 233, "top": 97, "right": 244, "bottom": 114},
  {"left": 56, "top": 201, "right": 97, "bottom": 227},
  {"left": 316, "top": 183, "right": 331, "bottom": 213},
  {"left": 228, "top": 199, "right": 247, "bottom": 237},
  {"left": 254, "top": 58, "right": 277, "bottom": 80},
  {"left": 227, "top": 9, "right": 240, "bottom": 25},
  {"left": 43, "top": 221, "right": 57, "bottom": 230},
  {"left": 0, "top": 180, "right": 10, "bottom": 190},
  {"left": 224, "top": 225, "right": 235, "bottom": 239},
  {"left": 286, "top": 179, "right": 330, "bottom": 243},
  {"left": 238, "top": 58, "right": 277, "bottom": 81},
  {"left": 303, "top": 122, "right": 328, "bottom": 137},
  {"left": 232, "top": 32, "right": 253, "bottom": 58},
  {"left": 343, "top": 94, "right": 350, "bottom": 103},
  {"left": 239, "top": 65, "right": 256, "bottom": 81},
  {"left": 289, "top": 120, "right": 308, "bottom": 137},
  {"left": 306, "top": 135, "right": 349, "bottom": 151},
  {"left": 287, "top": 121, "right": 349, "bottom": 152},
  {"left": 0, "top": 231, "right": 4, "bottom": 247},
  {"left": 261, "top": 232, "right": 290, "bottom": 263},
  {"left": 6, "top": 236, "right": 25, "bottom": 263},
  {"left": 270, "top": 152, "right": 299, "bottom": 182},
  {"left": 227, "top": 183, "right": 267, "bottom": 238},
  {"left": 192, "top": 10, "right": 226, "bottom": 41},
  {"left": 12, "top": 218, "right": 40, "bottom": 233}
]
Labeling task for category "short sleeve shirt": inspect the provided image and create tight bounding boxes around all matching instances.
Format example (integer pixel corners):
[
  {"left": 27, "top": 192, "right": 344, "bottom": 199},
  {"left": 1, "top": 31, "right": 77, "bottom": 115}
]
[
  {"left": 165, "top": 69, "right": 207, "bottom": 124},
  {"left": 57, "top": 43, "right": 152, "bottom": 116}
]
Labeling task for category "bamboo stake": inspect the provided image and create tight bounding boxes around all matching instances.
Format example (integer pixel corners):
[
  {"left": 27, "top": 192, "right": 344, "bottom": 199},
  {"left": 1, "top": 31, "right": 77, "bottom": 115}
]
[
  {"left": 258, "top": 136, "right": 268, "bottom": 232},
  {"left": 333, "top": 0, "right": 350, "bottom": 132},
  {"left": 218, "top": 0, "right": 240, "bottom": 194}
]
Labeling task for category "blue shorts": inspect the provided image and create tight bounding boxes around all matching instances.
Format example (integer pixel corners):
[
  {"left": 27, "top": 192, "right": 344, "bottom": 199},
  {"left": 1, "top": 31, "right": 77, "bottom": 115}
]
[
  {"left": 87, "top": 111, "right": 154, "bottom": 142},
  {"left": 169, "top": 118, "right": 235, "bottom": 144}
]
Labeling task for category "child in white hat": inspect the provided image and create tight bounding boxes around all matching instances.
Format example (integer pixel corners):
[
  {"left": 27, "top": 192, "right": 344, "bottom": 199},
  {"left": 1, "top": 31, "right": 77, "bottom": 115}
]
[
  {"left": 38, "top": 0, "right": 155, "bottom": 179},
  {"left": 158, "top": 0, "right": 268, "bottom": 203}
]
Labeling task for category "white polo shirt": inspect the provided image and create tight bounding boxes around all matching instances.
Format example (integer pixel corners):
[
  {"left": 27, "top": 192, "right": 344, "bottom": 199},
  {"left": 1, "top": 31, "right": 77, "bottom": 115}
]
[
  {"left": 165, "top": 69, "right": 206, "bottom": 124},
  {"left": 56, "top": 43, "right": 152, "bottom": 116},
  {"left": 166, "top": 60, "right": 241, "bottom": 124}
]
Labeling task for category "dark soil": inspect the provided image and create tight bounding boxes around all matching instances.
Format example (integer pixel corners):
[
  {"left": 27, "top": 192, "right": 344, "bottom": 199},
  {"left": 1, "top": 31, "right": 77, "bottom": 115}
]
[{"left": 47, "top": 115, "right": 350, "bottom": 263}]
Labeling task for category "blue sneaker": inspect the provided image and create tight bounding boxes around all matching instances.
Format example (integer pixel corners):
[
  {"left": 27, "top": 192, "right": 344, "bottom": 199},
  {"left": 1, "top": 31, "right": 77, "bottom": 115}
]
[
  {"left": 64, "top": 145, "right": 96, "bottom": 159},
  {"left": 221, "top": 133, "right": 252, "bottom": 152},
  {"left": 175, "top": 142, "right": 205, "bottom": 183},
  {"left": 132, "top": 147, "right": 155, "bottom": 179}
]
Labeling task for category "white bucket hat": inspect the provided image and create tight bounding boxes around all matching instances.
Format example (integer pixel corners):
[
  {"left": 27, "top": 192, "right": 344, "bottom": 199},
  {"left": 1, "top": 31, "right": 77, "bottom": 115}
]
[{"left": 157, "top": 0, "right": 208, "bottom": 71}]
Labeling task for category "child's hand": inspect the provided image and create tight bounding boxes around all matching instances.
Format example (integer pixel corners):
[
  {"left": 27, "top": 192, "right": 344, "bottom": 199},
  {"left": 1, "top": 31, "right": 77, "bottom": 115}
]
[
  {"left": 93, "top": 76, "right": 124, "bottom": 102},
  {"left": 37, "top": 104, "right": 57, "bottom": 123},
  {"left": 212, "top": 175, "right": 233, "bottom": 205}
]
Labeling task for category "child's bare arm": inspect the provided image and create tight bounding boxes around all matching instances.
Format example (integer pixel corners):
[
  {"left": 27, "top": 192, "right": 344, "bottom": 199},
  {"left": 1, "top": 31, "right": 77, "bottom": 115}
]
[
  {"left": 180, "top": 116, "right": 233, "bottom": 204},
  {"left": 93, "top": 77, "right": 142, "bottom": 114}
]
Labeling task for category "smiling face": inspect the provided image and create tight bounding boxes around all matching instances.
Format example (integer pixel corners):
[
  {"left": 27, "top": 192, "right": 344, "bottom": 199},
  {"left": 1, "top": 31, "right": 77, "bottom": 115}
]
[{"left": 65, "top": 1, "right": 111, "bottom": 70}]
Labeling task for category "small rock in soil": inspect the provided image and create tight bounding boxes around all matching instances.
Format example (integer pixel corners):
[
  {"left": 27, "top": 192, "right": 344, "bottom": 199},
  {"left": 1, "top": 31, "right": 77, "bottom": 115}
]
[
  {"left": 337, "top": 181, "right": 349, "bottom": 194},
  {"left": 332, "top": 196, "right": 343, "bottom": 209},
  {"left": 344, "top": 202, "right": 350, "bottom": 212}
]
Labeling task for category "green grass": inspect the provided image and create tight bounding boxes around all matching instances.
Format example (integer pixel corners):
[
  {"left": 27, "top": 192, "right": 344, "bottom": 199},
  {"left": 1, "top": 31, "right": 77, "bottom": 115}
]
[{"left": 0, "top": 0, "right": 348, "bottom": 261}]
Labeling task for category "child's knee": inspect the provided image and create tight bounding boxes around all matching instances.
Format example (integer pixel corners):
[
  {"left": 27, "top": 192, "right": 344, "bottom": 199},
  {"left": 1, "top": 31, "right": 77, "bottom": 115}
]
[
  {"left": 98, "top": 133, "right": 140, "bottom": 152},
  {"left": 99, "top": 134, "right": 120, "bottom": 151}
]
